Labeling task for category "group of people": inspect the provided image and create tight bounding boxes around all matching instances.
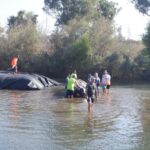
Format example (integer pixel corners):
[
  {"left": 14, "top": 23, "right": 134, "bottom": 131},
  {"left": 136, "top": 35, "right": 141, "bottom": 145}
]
[
  {"left": 65, "top": 69, "right": 111, "bottom": 112},
  {"left": 86, "top": 70, "right": 111, "bottom": 112},
  {"left": 9, "top": 55, "right": 111, "bottom": 113}
]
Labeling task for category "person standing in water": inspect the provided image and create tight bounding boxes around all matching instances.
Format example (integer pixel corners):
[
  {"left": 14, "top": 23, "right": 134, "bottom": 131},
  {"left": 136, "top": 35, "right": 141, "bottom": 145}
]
[
  {"left": 105, "top": 70, "right": 111, "bottom": 94},
  {"left": 101, "top": 70, "right": 111, "bottom": 94},
  {"left": 65, "top": 74, "right": 71, "bottom": 97},
  {"left": 101, "top": 70, "right": 107, "bottom": 94},
  {"left": 66, "top": 74, "right": 77, "bottom": 98},
  {"left": 86, "top": 77, "right": 97, "bottom": 112},
  {"left": 94, "top": 72, "right": 101, "bottom": 95}
]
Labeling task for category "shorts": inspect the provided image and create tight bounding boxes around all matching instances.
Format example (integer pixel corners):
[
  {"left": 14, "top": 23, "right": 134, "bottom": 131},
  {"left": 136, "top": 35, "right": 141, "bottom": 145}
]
[
  {"left": 106, "top": 85, "right": 110, "bottom": 89},
  {"left": 87, "top": 96, "right": 94, "bottom": 103},
  {"left": 67, "top": 90, "right": 74, "bottom": 96},
  {"left": 101, "top": 84, "right": 106, "bottom": 89}
]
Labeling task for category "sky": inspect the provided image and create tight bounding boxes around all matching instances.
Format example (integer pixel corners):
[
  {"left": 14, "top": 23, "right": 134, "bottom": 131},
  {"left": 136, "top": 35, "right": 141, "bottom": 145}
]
[
  {"left": 0, "top": 0, "right": 55, "bottom": 32},
  {"left": 0, "top": 0, "right": 149, "bottom": 40},
  {"left": 112, "top": 0, "right": 150, "bottom": 40}
]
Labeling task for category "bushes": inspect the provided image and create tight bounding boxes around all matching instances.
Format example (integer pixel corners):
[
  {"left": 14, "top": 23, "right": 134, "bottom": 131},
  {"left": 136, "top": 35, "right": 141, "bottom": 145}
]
[{"left": 0, "top": 8, "right": 148, "bottom": 81}]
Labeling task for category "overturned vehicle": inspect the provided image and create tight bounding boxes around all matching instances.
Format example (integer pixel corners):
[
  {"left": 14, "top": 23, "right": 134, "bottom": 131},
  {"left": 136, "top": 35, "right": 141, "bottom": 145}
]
[
  {"left": 66, "top": 79, "right": 87, "bottom": 98},
  {"left": 0, "top": 71, "right": 60, "bottom": 90}
]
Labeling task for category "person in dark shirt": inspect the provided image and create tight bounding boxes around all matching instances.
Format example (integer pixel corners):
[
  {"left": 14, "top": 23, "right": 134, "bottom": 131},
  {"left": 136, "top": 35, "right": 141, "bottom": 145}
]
[{"left": 86, "top": 77, "right": 97, "bottom": 112}]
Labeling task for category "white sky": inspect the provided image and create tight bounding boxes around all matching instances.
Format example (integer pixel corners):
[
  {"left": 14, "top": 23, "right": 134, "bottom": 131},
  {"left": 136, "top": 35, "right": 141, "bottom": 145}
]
[
  {"left": 0, "top": 0, "right": 149, "bottom": 40},
  {"left": 112, "top": 0, "right": 150, "bottom": 40},
  {"left": 0, "top": 0, "right": 55, "bottom": 33}
]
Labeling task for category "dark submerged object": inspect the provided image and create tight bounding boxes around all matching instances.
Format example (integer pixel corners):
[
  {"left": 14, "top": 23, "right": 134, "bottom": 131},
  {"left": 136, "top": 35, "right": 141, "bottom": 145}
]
[
  {"left": 0, "top": 71, "right": 60, "bottom": 90},
  {"left": 73, "top": 79, "right": 87, "bottom": 98},
  {"left": 74, "top": 79, "right": 87, "bottom": 98}
]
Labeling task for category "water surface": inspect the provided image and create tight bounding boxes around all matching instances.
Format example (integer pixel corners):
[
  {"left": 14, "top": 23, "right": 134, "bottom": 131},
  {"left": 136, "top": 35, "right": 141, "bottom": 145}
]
[{"left": 0, "top": 85, "right": 150, "bottom": 150}]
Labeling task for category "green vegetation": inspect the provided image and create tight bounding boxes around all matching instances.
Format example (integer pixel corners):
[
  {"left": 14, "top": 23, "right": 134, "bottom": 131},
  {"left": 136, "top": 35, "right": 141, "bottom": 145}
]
[
  {"left": 0, "top": 0, "right": 149, "bottom": 82},
  {"left": 132, "top": 0, "right": 150, "bottom": 15}
]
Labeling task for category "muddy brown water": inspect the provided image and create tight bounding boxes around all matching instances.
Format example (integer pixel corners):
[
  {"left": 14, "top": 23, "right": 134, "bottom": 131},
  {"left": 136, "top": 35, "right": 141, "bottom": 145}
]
[{"left": 0, "top": 85, "right": 150, "bottom": 150}]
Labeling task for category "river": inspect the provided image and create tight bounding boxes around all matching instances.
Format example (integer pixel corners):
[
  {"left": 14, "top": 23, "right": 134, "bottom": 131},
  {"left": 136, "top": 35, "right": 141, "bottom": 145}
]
[{"left": 0, "top": 85, "right": 150, "bottom": 150}]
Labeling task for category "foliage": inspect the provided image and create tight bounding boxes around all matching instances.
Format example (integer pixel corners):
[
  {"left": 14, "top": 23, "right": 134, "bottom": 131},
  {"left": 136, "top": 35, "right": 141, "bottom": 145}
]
[
  {"left": 143, "top": 23, "right": 150, "bottom": 55},
  {"left": 43, "top": 0, "right": 118, "bottom": 26},
  {"left": 131, "top": 0, "right": 150, "bottom": 80},
  {"left": 132, "top": 0, "right": 150, "bottom": 15},
  {"left": 43, "top": 0, "right": 119, "bottom": 78},
  {"left": 8, "top": 10, "right": 38, "bottom": 29},
  {"left": 0, "top": 5, "right": 148, "bottom": 81},
  {"left": 89, "top": 18, "right": 115, "bottom": 58},
  {"left": 48, "top": 28, "right": 92, "bottom": 77},
  {"left": 142, "top": 25, "right": 150, "bottom": 61},
  {"left": 65, "top": 34, "right": 92, "bottom": 71},
  {"left": 43, "top": 0, "right": 89, "bottom": 25},
  {"left": 104, "top": 52, "right": 123, "bottom": 79},
  {"left": 7, "top": 23, "right": 43, "bottom": 54},
  {"left": 0, "top": 10, "right": 51, "bottom": 72},
  {"left": 42, "top": 0, "right": 148, "bottom": 80},
  {"left": 47, "top": 12, "right": 118, "bottom": 77},
  {"left": 98, "top": 0, "right": 118, "bottom": 20}
]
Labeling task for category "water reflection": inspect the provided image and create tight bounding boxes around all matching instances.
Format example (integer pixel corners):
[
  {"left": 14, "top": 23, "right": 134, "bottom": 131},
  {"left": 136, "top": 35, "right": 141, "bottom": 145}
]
[
  {"left": 9, "top": 91, "right": 19, "bottom": 120},
  {"left": 84, "top": 112, "right": 96, "bottom": 134}
]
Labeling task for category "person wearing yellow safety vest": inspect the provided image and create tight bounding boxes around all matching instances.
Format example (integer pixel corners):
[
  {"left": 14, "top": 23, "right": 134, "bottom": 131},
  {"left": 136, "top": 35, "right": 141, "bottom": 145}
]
[
  {"left": 66, "top": 74, "right": 77, "bottom": 98},
  {"left": 65, "top": 74, "right": 71, "bottom": 97}
]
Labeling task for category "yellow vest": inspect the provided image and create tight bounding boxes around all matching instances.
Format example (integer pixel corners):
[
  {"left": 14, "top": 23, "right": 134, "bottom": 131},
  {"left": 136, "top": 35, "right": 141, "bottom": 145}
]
[{"left": 67, "top": 78, "right": 75, "bottom": 91}]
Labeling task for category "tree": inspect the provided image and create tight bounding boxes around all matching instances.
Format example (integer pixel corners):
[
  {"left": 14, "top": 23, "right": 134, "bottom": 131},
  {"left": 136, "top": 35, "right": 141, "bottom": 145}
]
[
  {"left": 43, "top": 0, "right": 118, "bottom": 26},
  {"left": 43, "top": 0, "right": 120, "bottom": 77},
  {"left": 0, "top": 26, "right": 5, "bottom": 48},
  {"left": 132, "top": 0, "right": 150, "bottom": 15},
  {"left": 43, "top": 0, "right": 89, "bottom": 25},
  {"left": 142, "top": 22, "right": 150, "bottom": 67},
  {"left": 98, "top": 0, "right": 118, "bottom": 20},
  {"left": 8, "top": 10, "right": 38, "bottom": 29},
  {"left": 7, "top": 23, "right": 46, "bottom": 55}
]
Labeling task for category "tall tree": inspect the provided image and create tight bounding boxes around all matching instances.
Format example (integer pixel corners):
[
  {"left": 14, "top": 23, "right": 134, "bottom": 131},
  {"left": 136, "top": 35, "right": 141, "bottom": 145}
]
[
  {"left": 43, "top": 0, "right": 117, "bottom": 26},
  {"left": 132, "top": 0, "right": 150, "bottom": 15},
  {"left": 43, "top": 0, "right": 91, "bottom": 25},
  {"left": 43, "top": 0, "right": 119, "bottom": 76},
  {"left": 98, "top": 0, "right": 118, "bottom": 20},
  {"left": 8, "top": 10, "right": 38, "bottom": 29},
  {"left": 143, "top": 23, "right": 150, "bottom": 56},
  {"left": 6, "top": 11, "right": 47, "bottom": 59}
]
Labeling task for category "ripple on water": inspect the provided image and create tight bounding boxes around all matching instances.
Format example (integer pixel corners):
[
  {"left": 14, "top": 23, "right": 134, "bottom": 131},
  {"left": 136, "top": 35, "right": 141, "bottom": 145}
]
[{"left": 0, "top": 86, "right": 148, "bottom": 150}]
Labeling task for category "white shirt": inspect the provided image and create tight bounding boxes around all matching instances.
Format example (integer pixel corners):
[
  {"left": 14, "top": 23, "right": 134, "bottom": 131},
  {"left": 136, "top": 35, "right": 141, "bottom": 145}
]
[
  {"left": 105, "top": 74, "right": 111, "bottom": 82},
  {"left": 102, "top": 73, "right": 111, "bottom": 84}
]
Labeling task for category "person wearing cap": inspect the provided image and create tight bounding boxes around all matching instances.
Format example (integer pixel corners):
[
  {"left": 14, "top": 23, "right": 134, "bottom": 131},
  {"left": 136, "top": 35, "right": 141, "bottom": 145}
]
[{"left": 86, "top": 77, "right": 97, "bottom": 112}]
